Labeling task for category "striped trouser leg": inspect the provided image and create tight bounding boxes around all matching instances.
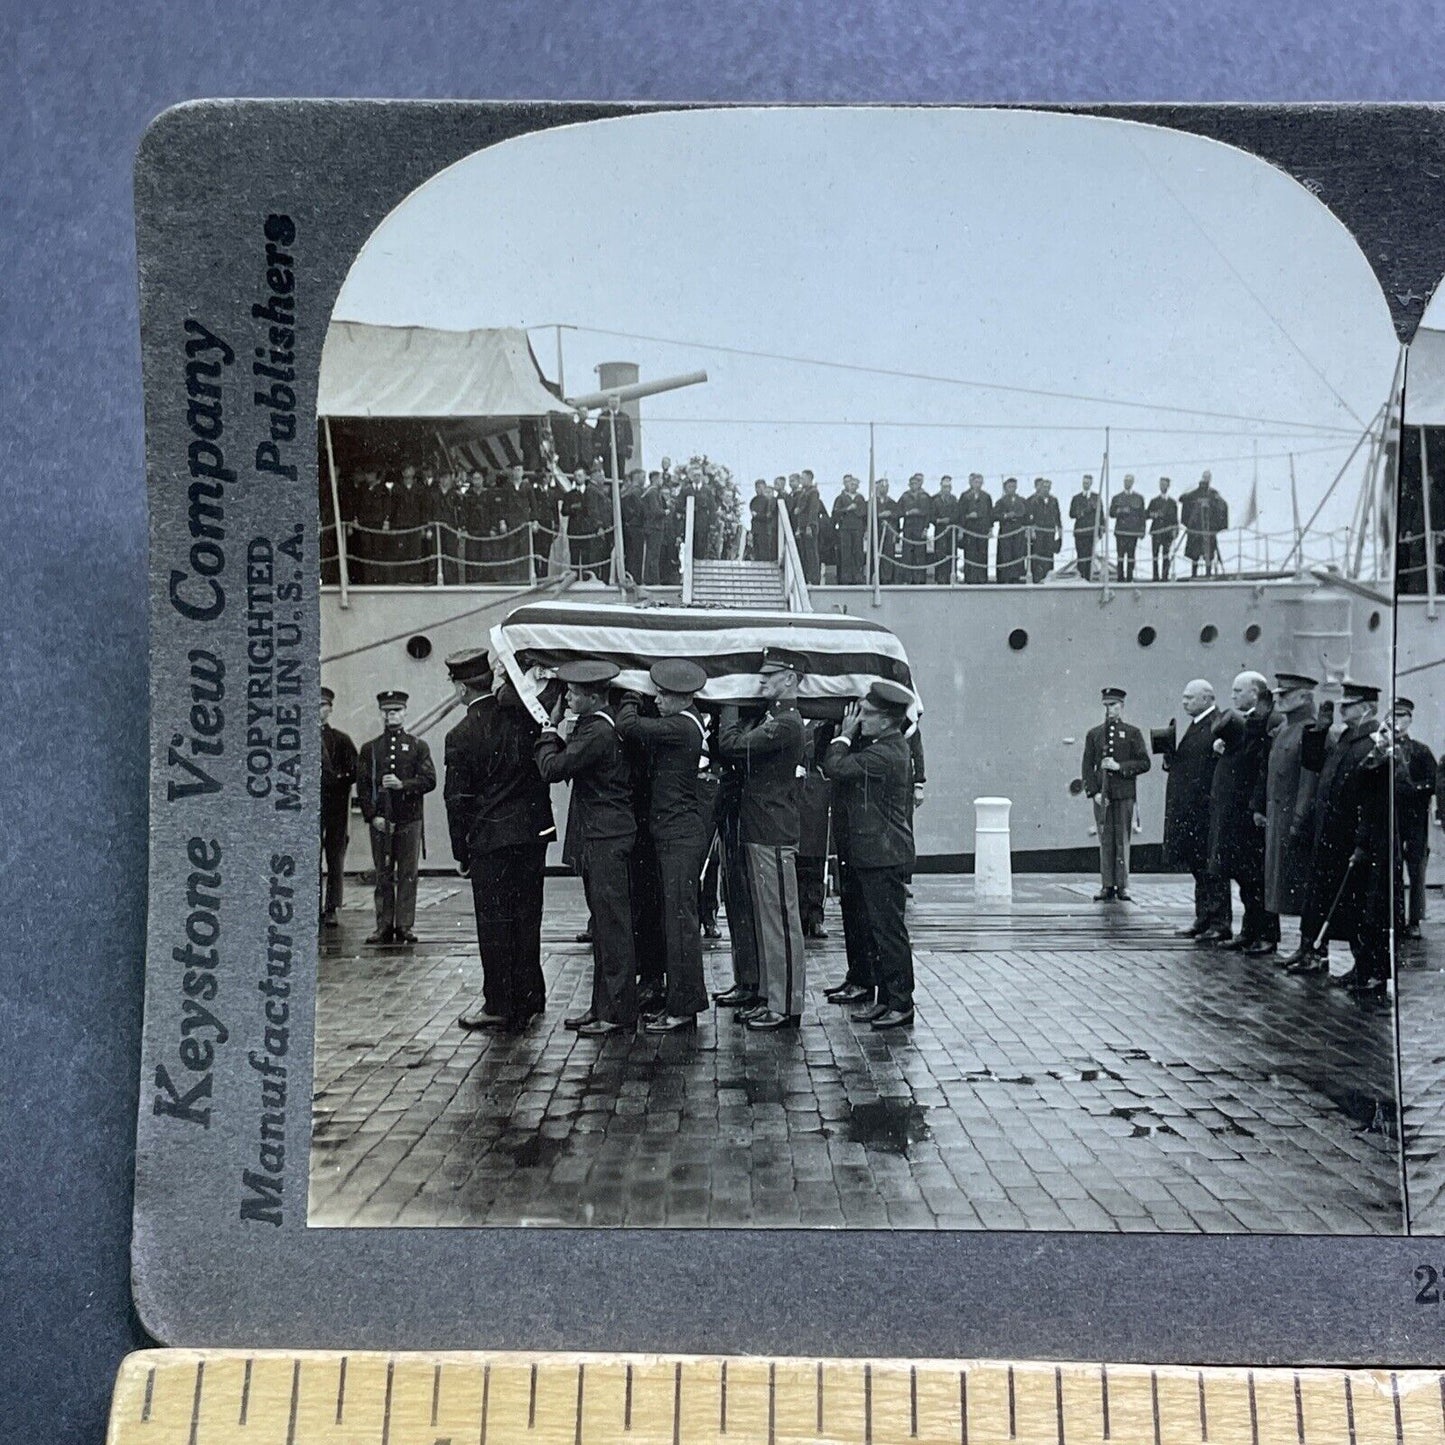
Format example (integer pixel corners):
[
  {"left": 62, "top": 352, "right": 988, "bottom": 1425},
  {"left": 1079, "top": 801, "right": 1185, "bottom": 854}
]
[{"left": 745, "top": 842, "right": 806, "bottom": 1017}]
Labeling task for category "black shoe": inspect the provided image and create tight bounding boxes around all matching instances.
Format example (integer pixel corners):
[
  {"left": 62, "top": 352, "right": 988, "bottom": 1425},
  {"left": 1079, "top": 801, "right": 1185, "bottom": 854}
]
[
  {"left": 828, "top": 984, "right": 874, "bottom": 1006},
  {"left": 644, "top": 1014, "right": 697, "bottom": 1033},
  {"left": 1115, "top": 889, "right": 1132, "bottom": 902},
  {"left": 803, "top": 924, "right": 829, "bottom": 940},
  {"left": 745, "top": 1010, "right": 800, "bottom": 1031},
  {"left": 850, "top": 1002, "right": 889, "bottom": 1024},
  {"left": 1329, "top": 968, "right": 1361, "bottom": 990},
  {"left": 564, "top": 1011, "right": 598, "bottom": 1031},
  {"left": 458, "top": 1010, "right": 507, "bottom": 1030},
  {"left": 1093, "top": 889, "right": 1116, "bottom": 902},
  {"left": 1218, "top": 936, "right": 1251, "bottom": 952},
  {"left": 714, "top": 986, "right": 761, "bottom": 1008},
  {"left": 736, "top": 1003, "right": 768, "bottom": 1025},
  {"left": 1284, "top": 952, "right": 1328, "bottom": 975},
  {"left": 1244, "top": 940, "right": 1277, "bottom": 957},
  {"left": 574, "top": 929, "right": 593, "bottom": 943},
  {"left": 321, "top": 912, "right": 339, "bottom": 929},
  {"left": 702, "top": 921, "right": 722, "bottom": 939},
  {"left": 576, "top": 1019, "right": 628, "bottom": 1037},
  {"left": 871, "top": 1008, "right": 915, "bottom": 1030},
  {"left": 1195, "top": 928, "right": 1231, "bottom": 946},
  {"left": 365, "top": 929, "right": 390, "bottom": 944},
  {"left": 1175, "top": 923, "right": 1206, "bottom": 938},
  {"left": 396, "top": 929, "right": 418, "bottom": 945}
]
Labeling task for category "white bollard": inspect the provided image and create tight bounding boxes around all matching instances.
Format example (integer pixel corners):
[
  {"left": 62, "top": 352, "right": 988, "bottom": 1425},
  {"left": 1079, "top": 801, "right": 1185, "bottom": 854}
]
[{"left": 973, "top": 797, "right": 1013, "bottom": 900}]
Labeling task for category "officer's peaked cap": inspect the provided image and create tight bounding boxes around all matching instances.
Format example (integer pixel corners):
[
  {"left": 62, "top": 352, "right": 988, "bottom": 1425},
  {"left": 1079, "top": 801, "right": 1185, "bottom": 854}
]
[
  {"left": 1341, "top": 679, "right": 1381, "bottom": 703},
  {"left": 557, "top": 659, "right": 621, "bottom": 687},
  {"left": 1393, "top": 696, "right": 1415, "bottom": 714},
  {"left": 445, "top": 648, "right": 493, "bottom": 684},
  {"left": 867, "top": 679, "right": 915, "bottom": 712},
  {"left": 760, "top": 645, "right": 808, "bottom": 676},
  {"left": 1101, "top": 686, "right": 1127, "bottom": 702},
  {"left": 650, "top": 658, "right": 707, "bottom": 695},
  {"left": 1274, "top": 671, "right": 1318, "bottom": 691},
  {"left": 321, "top": 686, "right": 335, "bottom": 703},
  {"left": 377, "top": 689, "right": 409, "bottom": 707}
]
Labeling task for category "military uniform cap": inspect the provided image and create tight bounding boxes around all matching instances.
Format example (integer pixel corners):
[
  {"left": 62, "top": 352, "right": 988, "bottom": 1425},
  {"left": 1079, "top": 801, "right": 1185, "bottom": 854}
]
[
  {"left": 321, "top": 685, "right": 335, "bottom": 704},
  {"left": 1341, "top": 679, "right": 1381, "bottom": 703},
  {"left": 377, "top": 689, "right": 409, "bottom": 707},
  {"left": 1393, "top": 696, "right": 1416, "bottom": 714},
  {"left": 650, "top": 658, "right": 707, "bottom": 695},
  {"left": 866, "top": 679, "right": 915, "bottom": 711},
  {"left": 557, "top": 659, "right": 620, "bottom": 686},
  {"left": 1101, "top": 686, "right": 1127, "bottom": 701},
  {"left": 760, "top": 645, "right": 808, "bottom": 676},
  {"left": 1274, "top": 671, "right": 1318, "bottom": 690},
  {"left": 445, "top": 648, "right": 493, "bottom": 684}
]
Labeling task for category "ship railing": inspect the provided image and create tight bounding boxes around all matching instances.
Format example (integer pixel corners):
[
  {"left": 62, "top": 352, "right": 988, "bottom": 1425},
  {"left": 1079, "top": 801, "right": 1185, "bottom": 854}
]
[{"left": 775, "top": 496, "right": 815, "bottom": 613}]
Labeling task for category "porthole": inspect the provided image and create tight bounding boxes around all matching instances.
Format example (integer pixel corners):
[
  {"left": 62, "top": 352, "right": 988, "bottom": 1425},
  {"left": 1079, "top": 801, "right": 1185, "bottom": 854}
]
[
  {"left": 1137, "top": 626, "right": 1157, "bottom": 648},
  {"left": 1200, "top": 624, "right": 1218, "bottom": 645},
  {"left": 405, "top": 634, "right": 433, "bottom": 660},
  {"left": 1244, "top": 623, "right": 1262, "bottom": 644},
  {"left": 1008, "top": 628, "right": 1029, "bottom": 651},
  {"left": 1368, "top": 610, "right": 1382, "bottom": 631}
]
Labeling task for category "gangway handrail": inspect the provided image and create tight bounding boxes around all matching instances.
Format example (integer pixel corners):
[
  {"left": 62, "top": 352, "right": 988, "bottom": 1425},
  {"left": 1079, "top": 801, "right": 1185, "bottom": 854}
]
[
  {"left": 775, "top": 498, "right": 814, "bottom": 613},
  {"left": 681, "top": 493, "right": 696, "bottom": 603}
]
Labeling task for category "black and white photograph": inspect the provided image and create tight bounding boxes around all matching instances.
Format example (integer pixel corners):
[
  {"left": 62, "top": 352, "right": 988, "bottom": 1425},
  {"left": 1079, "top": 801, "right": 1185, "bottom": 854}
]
[{"left": 305, "top": 107, "right": 1406, "bottom": 1234}]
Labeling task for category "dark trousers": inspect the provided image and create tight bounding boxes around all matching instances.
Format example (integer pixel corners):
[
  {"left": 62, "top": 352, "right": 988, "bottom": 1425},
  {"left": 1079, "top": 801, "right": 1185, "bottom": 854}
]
[
  {"left": 369, "top": 820, "right": 422, "bottom": 934},
  {"left": 532, "top": 527, "right": 553, "bottom": 579},
  {"left": 1192, "top": 870, "right": 1230, "bottom": 932},
  {"left": 1115, "top": 535, "right": 1140, "bottom": 581},
  {"left": 799, "top": 530, "right": 821, "bottom": 585},
  {"left": 744, "top": 841, "right": 806, "bottom": 1017},
  {"left": 795, "top": 853, "right": 826, "bottom": 931},
  {"left": 1350, "top": 922, "right": 1391, "bottom": 984},
  {"left": 1028, "top": 550, "right": 1054, "bottom": 583},
  {"left": 1401, "top": 814, "right": 1430, "bottom": 925},
  {"left": 901, "top": 535, "right": 929, "bottom": 582},
  {"left": 641, "top": 531, "right": 664, "bottom": 585},
  {"left": 1228, "top": 855, "right": 1279, "bottom": 944},
  {"left": 581, "top": 835, "right": 638, "bottom": 1026},
  {"left": 878, "top": 530, "right": 897, "bottom": 584},
  {"left": 470, "top": 842, "right": 547, "bottom": 1022},
  {"left": 935, "top": 538, "right": 958, "bottom": 584},
  {"left": 624, "top": 530, "right": 645, "bottom": 586},
  {"left": 656, "top": 834, "right": 709, "bottom": 1016},
  {"left": 838, "top": 858, "right": 877, "bottom": 992},
  {"left": 1075, "top": 530, "right": 1095, "bottom": 580},
  {"left": 699, "top": 831, "right": 721, "bottom": 924},
  {"left": 1151, "top": 532, "right": 1174, "bottom": 580},
  {"left": 320, "top": 796, "right": 349, "bottom": 916},
  {"left": 855, "top": 865, "right": 915, "bottom": 1013},
  {"left": 631, "top": 833, "right": 666, "bottom": 995},
  {"left": 837, "top": 528, "right": 866, "bottom": 584},
  {"left": 961, "top": 533, "right": 989, "bottom": 584},
  {"left": 719, "top": 812, "right": 759, "bottom": 992}
]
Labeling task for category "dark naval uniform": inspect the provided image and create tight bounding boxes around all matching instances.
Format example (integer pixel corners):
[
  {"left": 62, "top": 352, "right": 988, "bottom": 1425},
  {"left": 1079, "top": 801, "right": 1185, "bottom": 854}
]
[
  {"left": 1069, "top": 488, "right": 1102, "bottom": 580},
  {"left": 1109, "top": 488, "right": 1147, "bottom": 581},
  {"left": 1082, "top": 705, "right": 1150, "bottom": 895},
  {"left": 824, "top": 725, "right": 917, "bottom": 1015},
  {"left": 320, "top": 718, "right": 358, "bottom": 920},
  {"left": 1206, "top": 708, "right": 1278, "bottom": 948},
  {"left": 1161, "top": 707, "right": 1228, "bottom": 934},
  {"left": 1147, "top": 491, "right": 1179, "bottom": 580},
  {"left": 445, "top": 687, "right": 555, "bottom": 1029},
  {"left": 616, "top": 692, "right": 711, "bottom": 1020},
  {"left": 1347, "top": 744, "right": 1399, "bottom": 990},
  {"left": 718, "top": 697, "right": 807, "bottom": 1019},
  {"left": 957, "top": 486, "right": 994, "bottom": 584},
  {"left": 1299, "top": 717, "right": 1377, "bottom": 952},
  {"left": 831, "top": 490, "right": 869, "bottom": 584},
  {"left": 1024, "top": 488, "right": 1062, "bottom": 583},
  {"left": 876, "top": 493, "right": 899, "bottom": 584},
  {"left": 993, "top": 488, "right": 1029, "bottom": 583},
  {"left": 749, "top": 490, "right": 778, "bottom": 562},
  {"left": 1254, "top": 706, "right": 1319, "bottom": 919},
  {"left": 897, "top": 484, "right": 934, "bottom": 584},
  {"left": 1395, "top": 730, "right": 1438, "bottom": 928},
  {"left": 795, "top": 722, "right": 834, "bottom": 937},
  {"left": 536, "top": 704, "right": 639, "bottom": 1027},
  {"left": 358, "top": 719, "right": 436, "bottom": 940}
]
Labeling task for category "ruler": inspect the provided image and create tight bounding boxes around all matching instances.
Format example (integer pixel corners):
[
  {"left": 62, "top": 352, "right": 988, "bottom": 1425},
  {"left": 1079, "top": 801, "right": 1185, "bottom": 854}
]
[{"left": 108, "top": 1351, "right": 1445, "bottom": 1445}]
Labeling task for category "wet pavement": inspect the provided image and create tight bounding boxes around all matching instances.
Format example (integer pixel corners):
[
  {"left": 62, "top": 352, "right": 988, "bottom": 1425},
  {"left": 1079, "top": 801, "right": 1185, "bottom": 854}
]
[
  {"left": 309, "top": 874, "right": 1402, "bottom": 1232},
  {"left": 1398, "top": 911, "right": 1445, "bottom": 1232}
]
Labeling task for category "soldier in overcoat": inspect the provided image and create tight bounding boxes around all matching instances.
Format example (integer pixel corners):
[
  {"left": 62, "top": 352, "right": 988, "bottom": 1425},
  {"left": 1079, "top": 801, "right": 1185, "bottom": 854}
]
[{"left": 1252, "top": 673, "right": 1319, "bottom": 943}]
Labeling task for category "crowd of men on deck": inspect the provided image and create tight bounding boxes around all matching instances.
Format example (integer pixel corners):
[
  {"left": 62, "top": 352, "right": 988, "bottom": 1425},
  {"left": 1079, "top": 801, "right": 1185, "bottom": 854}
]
[
  {"left": 323, "top": 459, "right": 1241, "bottom": 590},
  {"left": 319, "top": 649, "right": 928, "bottom": 1040},
  {"left": 1078, "top": 675, "right": 1440, "bottom": 1001},
  {"left": 321, "top": 456, "right": 720, "bottom": 587}
]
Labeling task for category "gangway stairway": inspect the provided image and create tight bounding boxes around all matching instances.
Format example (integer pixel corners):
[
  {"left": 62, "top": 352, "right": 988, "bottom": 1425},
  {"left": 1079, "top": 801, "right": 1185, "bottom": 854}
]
[{"left": 680, "top": 494, "right": 813, "bottom": 612}]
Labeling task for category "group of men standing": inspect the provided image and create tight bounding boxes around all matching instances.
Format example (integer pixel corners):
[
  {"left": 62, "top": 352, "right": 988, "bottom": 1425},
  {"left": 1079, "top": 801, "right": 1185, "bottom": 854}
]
[{"left": 1103, "top": 670, "right": 1401, "bottom": 998}]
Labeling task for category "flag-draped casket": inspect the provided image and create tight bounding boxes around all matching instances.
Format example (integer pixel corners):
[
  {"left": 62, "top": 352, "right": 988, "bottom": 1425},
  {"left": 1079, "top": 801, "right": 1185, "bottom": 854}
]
[{"left": 490, "top": 601, "right": 920, "bottom": 722}]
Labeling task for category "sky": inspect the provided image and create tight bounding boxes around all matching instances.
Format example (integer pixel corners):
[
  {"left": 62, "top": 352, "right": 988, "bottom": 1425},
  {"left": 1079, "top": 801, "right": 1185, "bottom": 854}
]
[{"left": 334, "top": 107, "right": 1401, "bottom": 552}]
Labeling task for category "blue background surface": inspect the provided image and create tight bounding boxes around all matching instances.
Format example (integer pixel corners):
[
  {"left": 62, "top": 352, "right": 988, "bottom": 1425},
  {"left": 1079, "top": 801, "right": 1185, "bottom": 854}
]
[{"left": 5, "top": 3, "right": 1444, "bottom": 1438}]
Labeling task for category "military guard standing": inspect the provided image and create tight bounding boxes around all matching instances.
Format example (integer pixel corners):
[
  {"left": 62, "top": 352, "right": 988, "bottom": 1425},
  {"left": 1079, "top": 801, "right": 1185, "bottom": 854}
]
[
  {"left": 1343, "top": 724, "right": 1398, "bottom": 997},
  {"left": 1147, "top": 477, "right": 1179, "bottom": 580},
  {"left": 795, "top": 721, "right": 833, "bottom": 940},
  {"left": 616, "top": 659, "right": 712, "bottom": 1033},
  {"left": 898, "top": 473, "right": 934, "bottom": 583},
  {"left": 931, "top": 476, "right": 960, "bottom": 583},
  {"left": 358, "top": 689, "right": 437, "bottom": 944},
  {"left": 1082, "top": 686, "right": 1150, "bottom": 900},
  {"left": 1255, "top": 673, "right": 1320, "bottom": 966},
  {"left": 823, "top": 681, "right": 919, "bottom": 1029},
  {"left": 1160, "top": 679, "right": 1229, "bottom": 941},
  {"left": 717, "top": 646, "right": 808, "bottom": 1029},
  {"left": 443, "top": 650, "right": 555, "bottom": 1034},
  {"left": 1391, "top": 697, "right": 1438, "bottom": 936},
  {"left": 319, "top": 685, "right": 358, "bottom": 927},
  {"left": 535, "top": 660, "right": 639, "bottom": 1037},
  {"left": 1069, "top": 475, "right": 1102, "bottom": 581},
  {"left": 993, "top": 477, "right": 1028, "bottom": 583},
  {"left": 831, "top": 475, "right": 868, "bottom": 584},
  {"left": 958, "top": 474, "right": 994, "bottom": 584},
  {"left": 1109, "top": 474, "right": 1147, "bottom": 582},
  {"left": 1024, "top": 477, "right": 1062, "bottom": 583}
]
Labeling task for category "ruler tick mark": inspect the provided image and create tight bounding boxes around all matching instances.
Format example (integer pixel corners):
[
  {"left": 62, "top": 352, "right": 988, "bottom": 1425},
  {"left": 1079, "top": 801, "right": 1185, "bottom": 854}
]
[
  {"left": 479, "top": 1363, "right": 491, "bottom": 1445},
  {"left": 912, "top": 1364, "right": 919, "bottom": 1438},
  {"left": 1247, "top": 1372, "right": 1259, "bottom": 1445},
  {"left": 432, "top": 1363, "right": 442, "bottom": 1427},
  {"left": 529, "top": 1363, "right": 538, "bottom": 1429},
  {"left": 1393, "top": 1373, "right": 1405, "bottom": 1445},
  {"left": 285, "top": 1360, "right": 301, "bottom": 1445},
  {"left": 381, "top": 1359, "right": 395, "bottom": 1445},
  {"left": 141, "top": 1367, "right": 155, "bottom": 1423},
  {"left": 1009, "top": 1366, "right": 1017, "bottom": 1439},
  {"left": 673, "top": 1361, "right": 683, "bottom": 1445},
  {"left": 1151, "top": 1371, "right": 1161, "bottom": 1445},
  {"left": 771, "top": 1361, "right": 778, "bottom": 1445},
  {"left": 720, "top": 1360, "right": 728, "bottom": 1435},
  {"left": 336, "top": 1357, "right": 347, "bottom": 1424},
  {"left": 1345, "top": 1376, "right": 1357, "bottom": 1445},
  {"left": 1294, "top": 1373, "right": 1305, "bottom": 1445},
  {"left": 817, "top": 1362, "right": 825, "bottom": 1434},
  {"left": 960, "top": 1370, "right": 969, "bottom": 1445},
  {"left": 625, "top": 1363, "right": 633, "bottom": 1431},
  {"left": 864, "top": 1363, "right": 872, "bottom": 1445},
  {"left": 1198, "top": 1371, "right": 1208, "bottom": 1442},
  {"left": 1102, "top": 1365, "right": 1111, "bottom": 1440},
  {"left": 239, "top": 1358, "right": 253, "bottom": 1427},
  {"left": 188, "top": 1361, "right": 205, "bottom": 1445},
  {"left": 574, "top": 1364, "right": 585, "bottom": 1445},
  {"left": 1055, "top": 1367, "right": 1065, "bottom": 1445}
]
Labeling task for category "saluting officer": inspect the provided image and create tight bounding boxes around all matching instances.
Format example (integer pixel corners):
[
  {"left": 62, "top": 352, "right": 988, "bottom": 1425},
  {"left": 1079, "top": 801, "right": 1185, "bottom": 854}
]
[
  {"left": 1391, "top": 697, "right": 1438, "bottom": 937},
  {"left": 444, "top": 650, "right": 555, "bottom": 1034},
  {"left": 357, "top": 689, "right": 437, "bottom": 944},
  {"left": 1255, "top": 672, "right": 1319, "bottom": 966},
  {"left": 717, "top": 646, "right": 808, "bottom": 1030},
  {"left": 616, "top": 659, "right": 712, "bottom": 1033},
  {"left": 535, "top": 660, "right": 639, "bottom": 1037},
  {"left": 823, "top": 680, "right": 919, "bottom": 1029},
  {"left": 1082, "top": 686, "right": 1151, "bottom": 901},
  {"left": 320, "top": 686, "right": 358, "bottom": 928}
]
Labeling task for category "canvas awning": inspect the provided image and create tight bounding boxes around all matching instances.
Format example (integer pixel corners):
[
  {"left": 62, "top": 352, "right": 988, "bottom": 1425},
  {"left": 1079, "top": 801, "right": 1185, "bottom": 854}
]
[
  {"left": 317, "top": 322, "right": 573, "bottom": 419},
  {"left": 1408, "top": 328, "right": 1445, "bottom": 428}
]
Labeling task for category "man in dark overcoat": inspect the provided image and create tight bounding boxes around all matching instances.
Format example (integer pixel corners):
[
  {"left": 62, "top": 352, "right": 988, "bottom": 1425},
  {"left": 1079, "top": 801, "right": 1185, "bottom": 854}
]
[
  {"left": 875, "top": 480, "right": 899, "bottom": 584},
  {"left": 1391, "top": 696, "right": 1438, "bottom": 936},
  {"left": 931, "top": 476, "right": 960, "bottom": 583},
  {"left": 319, "top": 685, "right": 357, "bottom": 926},
  {"left": 1146, "top": 476, "right": 1179, "bottom": 581},
  {"left": 1082, "top": 686, "right": 1151, "bottom": 901},
  {"left": 1069, "top": 474, "right": 1101, "bottom": 581},
  {"left": 1024, "top": 477, "right": 1061, "bottom": 583},
  {"left": 443, "top": 650, "right": 555, "bottom": 1033},
  {"left": 993, "top": 477, "right": 1029, "bottom": 583},
  {"left": 1160, "top": 678, "right": 1227, "bottom": 940},
  {"left": 898, "top": 473, "right": 934, "bottom": 584},
  {"left": 958, "top": 473, "right": 994, "bottom": 584},
  {"left": 1253, "top": 673, "right": 1319, "bottom": 961},
  {"left": 749, "top": 479, "right": 777, "bottom": 562},
  {"left": 831, "top": 475, "right": 868, "bottom": 584}
]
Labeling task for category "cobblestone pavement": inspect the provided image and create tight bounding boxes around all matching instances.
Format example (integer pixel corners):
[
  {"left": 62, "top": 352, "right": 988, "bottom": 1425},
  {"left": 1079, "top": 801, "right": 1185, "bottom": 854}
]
[
  {"left": 1398, "top": 913, "right": 1445, "bottom": 1232},
  {"left": 309, "top": 874, "right": 1402, "bottom": 1232}
]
